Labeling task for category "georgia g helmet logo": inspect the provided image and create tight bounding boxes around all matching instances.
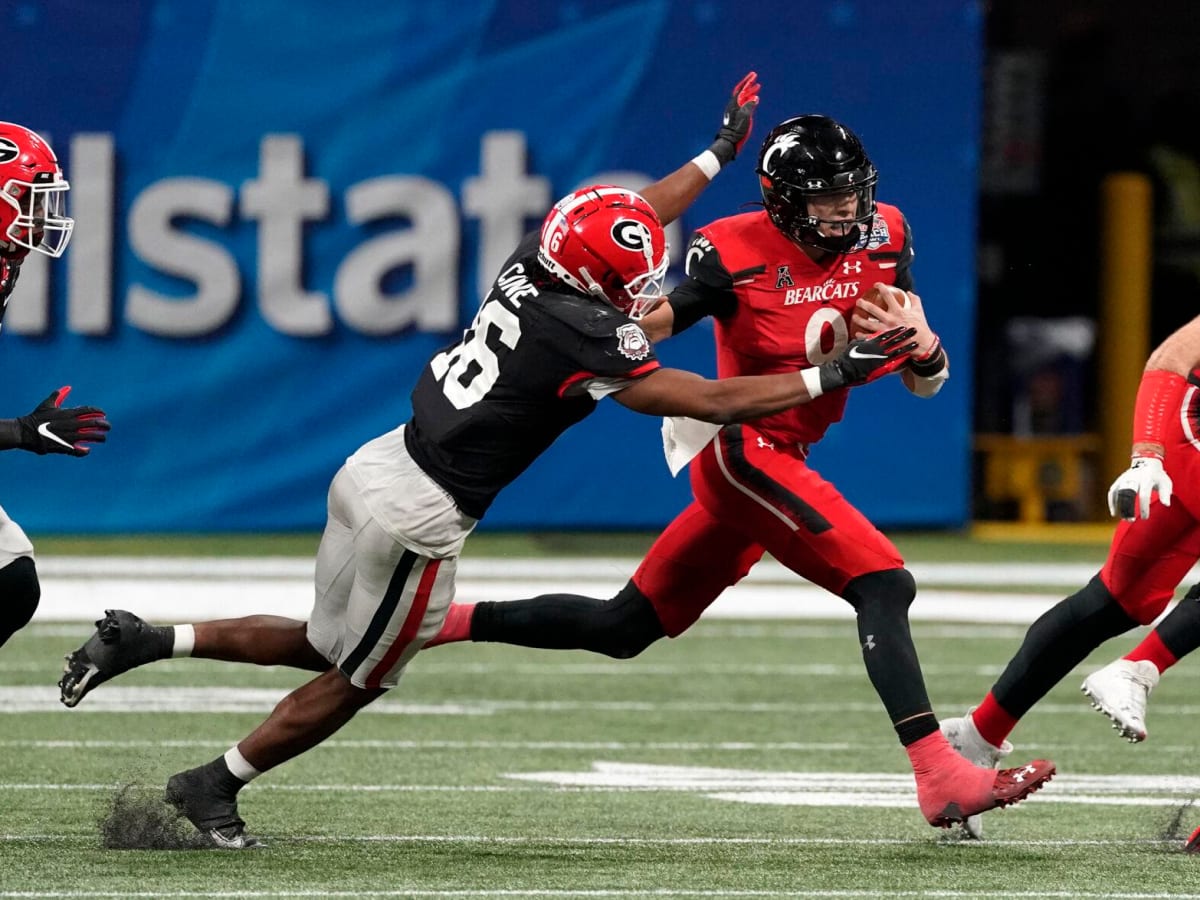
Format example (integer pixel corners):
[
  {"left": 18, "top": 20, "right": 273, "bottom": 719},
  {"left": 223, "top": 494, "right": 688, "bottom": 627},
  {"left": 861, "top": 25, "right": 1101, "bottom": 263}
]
[
  {"left": 760, "top": 132, "right": 800, "bottom": 175},
  {"left": 611, "top": 218, "right": 653, "bottom": 253},
  {"left": 0, "top": 138, "right": 18, "bottom": 165}
]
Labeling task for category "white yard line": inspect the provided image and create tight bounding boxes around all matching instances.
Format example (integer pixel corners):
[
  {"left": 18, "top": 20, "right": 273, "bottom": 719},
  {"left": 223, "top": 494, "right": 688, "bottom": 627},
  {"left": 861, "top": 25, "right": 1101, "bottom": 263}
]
[
  {"left": 28, "top": 555, "right": 1166, "bottom": 625},
  {"left": 7, "top": 684, "right": 1200, "bottom": 717}
]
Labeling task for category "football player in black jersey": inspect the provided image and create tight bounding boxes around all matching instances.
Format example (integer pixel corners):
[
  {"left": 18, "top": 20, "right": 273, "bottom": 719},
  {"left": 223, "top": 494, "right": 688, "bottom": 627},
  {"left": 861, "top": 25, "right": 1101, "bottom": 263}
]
[
  {"left": 0, "top": 122, "right": 110, "bottom": 650},
  {"left": 57, "top": 75, "right": 915, "bottom": 849}
]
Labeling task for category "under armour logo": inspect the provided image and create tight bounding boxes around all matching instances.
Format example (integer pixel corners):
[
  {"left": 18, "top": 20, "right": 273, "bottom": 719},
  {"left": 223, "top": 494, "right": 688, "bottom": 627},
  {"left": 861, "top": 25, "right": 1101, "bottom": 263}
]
[
  {"left": 756, "top": 436, "right": 774, "bottom": 451},
  {"left": 863, "top": 634, "right": 876, "bottom": 651},
  {"left": 842, "top": 259, "right": 862, "bottom": 275},
  {"left": 1012, "top": 764, "right": 1037, "bottom": 783}
]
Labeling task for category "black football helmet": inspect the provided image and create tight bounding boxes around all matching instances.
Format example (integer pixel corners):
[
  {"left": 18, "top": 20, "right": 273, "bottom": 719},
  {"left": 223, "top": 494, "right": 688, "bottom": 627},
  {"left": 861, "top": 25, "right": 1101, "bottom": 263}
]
[{"left": 756, "top": 115, "right": 877, "bottom": 254}]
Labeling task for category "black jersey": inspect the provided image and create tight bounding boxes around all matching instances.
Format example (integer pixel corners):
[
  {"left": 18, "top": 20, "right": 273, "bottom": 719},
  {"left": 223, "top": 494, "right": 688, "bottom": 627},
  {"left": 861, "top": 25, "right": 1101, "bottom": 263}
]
[
  {"left": 0, "top": 258, "right": 20, "bottom": 331},
  {"left": 405, "top": 233, "right": 660, "bottom": 519}
]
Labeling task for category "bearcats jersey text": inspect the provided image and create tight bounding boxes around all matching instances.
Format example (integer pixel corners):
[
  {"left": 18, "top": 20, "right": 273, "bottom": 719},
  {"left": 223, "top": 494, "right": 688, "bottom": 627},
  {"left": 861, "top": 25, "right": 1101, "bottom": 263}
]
[
  {"left": 405, "top": 232, "right": 659, "bottom": 519},
  {"left": 681, "top": 205, "right": 913, "bottom": 447}
]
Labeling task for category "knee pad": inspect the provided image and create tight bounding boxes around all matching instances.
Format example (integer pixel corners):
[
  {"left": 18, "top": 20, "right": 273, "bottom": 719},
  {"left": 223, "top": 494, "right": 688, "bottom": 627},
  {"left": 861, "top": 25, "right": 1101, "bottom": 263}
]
[
  {"left": 0, "top": 556, "right": 40, "bottom": 646},
  {"left": 841, "top": 567, "right": 917, "bottom": 614},
  {"left": 593, "top": 582, "right": 666, "bottom": 659}
]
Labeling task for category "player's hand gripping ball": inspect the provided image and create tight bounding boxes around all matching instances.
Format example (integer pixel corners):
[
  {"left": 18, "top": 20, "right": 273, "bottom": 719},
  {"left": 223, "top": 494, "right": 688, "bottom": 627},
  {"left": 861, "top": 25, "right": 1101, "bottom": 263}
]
[{"left": 851, "top": 283, "right": 910, "bottom": 338}]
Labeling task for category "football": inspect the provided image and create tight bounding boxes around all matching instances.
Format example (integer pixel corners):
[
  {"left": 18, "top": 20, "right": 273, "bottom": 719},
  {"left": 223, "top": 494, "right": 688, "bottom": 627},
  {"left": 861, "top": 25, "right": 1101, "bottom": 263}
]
[{"left": 852, "top": 284, "right": 910, "bottom": 337}]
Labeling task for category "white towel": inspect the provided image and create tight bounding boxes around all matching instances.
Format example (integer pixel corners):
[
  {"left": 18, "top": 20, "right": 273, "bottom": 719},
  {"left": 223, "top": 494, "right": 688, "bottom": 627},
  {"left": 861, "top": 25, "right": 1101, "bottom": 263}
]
[{"left": 661, "top": 416, "right": 722, "bottom": 477}]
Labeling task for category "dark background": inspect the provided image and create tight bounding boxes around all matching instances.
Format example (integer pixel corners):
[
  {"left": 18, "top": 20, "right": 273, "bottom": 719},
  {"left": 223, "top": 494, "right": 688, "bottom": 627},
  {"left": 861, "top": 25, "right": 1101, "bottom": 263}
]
[{"left": 978, "top": 0, "right": 1200, "bottom": 432}]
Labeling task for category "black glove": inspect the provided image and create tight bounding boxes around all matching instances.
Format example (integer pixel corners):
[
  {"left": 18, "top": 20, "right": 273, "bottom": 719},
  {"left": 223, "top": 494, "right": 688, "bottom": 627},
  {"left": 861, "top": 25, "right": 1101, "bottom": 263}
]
[
  {"left": 816, "top": 326, "right": 918, "bottom": 393},
  {"left": 708, "top": 71, "right": 760, "bottom": 167},
  {"left": 0, "top": 387, "right": 111, "bottom": 456}
]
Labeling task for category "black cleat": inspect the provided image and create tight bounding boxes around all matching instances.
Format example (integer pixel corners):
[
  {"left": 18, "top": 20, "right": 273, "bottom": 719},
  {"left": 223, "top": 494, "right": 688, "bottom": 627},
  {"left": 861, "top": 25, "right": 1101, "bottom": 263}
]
[
  {"left": 165, "top": 764, "right": 262, "bottom": 850},
  {"left": 58, "top": 609, "right": 171, "bottom": 708}
]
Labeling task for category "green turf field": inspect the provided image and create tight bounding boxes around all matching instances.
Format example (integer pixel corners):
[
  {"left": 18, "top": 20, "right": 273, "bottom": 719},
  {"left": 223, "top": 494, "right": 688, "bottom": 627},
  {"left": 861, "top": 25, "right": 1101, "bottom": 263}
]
[{"left": 3, "top": 605, "right": 1198, "bottom": 898}]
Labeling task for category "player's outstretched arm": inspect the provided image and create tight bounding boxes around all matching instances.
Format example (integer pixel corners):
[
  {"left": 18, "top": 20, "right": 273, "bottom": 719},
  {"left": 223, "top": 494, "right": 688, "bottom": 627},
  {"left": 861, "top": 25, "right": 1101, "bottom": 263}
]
[
  {"left": 0, "top": 387, "right": 111, "bottom": 456},
  {"left": 640, "top": 71, "right": 760, "bottom": 226},
  {"left": 1107, "top": 313, "right": 1200, "bottom": 520},
  {"left": 614, "top": 327, "right": 916, "bottom": 423}
]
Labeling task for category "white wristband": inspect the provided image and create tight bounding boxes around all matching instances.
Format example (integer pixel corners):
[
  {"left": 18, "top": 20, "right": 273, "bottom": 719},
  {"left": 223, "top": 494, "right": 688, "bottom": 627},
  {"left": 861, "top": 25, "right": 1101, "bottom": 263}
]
[
  {"left": 690, "top": 149, "right": 722, "bottom": 181},
  {"left": 801, "top": 366, "right": 824, "bottom": 399}
]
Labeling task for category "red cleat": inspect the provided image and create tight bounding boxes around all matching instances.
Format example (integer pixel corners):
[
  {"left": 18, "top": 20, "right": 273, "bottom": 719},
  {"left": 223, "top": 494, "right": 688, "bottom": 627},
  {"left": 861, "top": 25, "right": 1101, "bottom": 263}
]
[
  {"left": 908, "top": 732, "right": 1055, "bottom": 828},
  {"left": 1185, "top": 825, "right": 1200, "bottom": 853}
]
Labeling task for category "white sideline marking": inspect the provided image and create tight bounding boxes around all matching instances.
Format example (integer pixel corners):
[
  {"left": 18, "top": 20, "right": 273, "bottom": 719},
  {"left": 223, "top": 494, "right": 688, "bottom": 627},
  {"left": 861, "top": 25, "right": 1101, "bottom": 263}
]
[
  {"left": 0, "top": 660, "right": 1016, "bottom": 677},
  {"left": 38, "top": 556, "right": 1122, "bottom": 585},
  {"left": 10, "top": 684, "right": 1200, "bottom": 717},
  {"left": 5, "top": 737, "right": 1200, "bottom": 755},
  {"left": 1, "top": 767, "right": 1196, "bottom": 810},
  {"left": 29, "top": 555, "right": 1156, "bottom": 625}
]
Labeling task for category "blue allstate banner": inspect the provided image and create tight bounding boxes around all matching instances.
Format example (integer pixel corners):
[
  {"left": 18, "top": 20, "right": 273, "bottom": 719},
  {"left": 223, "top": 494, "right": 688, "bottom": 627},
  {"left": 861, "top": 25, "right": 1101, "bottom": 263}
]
[{"left": 2, "top": 0, "right": 982, "bottom": 532}]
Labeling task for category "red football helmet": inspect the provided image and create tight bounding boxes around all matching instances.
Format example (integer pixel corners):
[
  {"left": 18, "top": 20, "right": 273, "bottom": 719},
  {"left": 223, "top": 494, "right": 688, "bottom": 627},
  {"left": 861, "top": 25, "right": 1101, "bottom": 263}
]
[
  {"left": 537, "top": 185, "right": 668, "bottom": 319},
  {"left": 0, "top": 122, "right": 73, "bottom": 259}
]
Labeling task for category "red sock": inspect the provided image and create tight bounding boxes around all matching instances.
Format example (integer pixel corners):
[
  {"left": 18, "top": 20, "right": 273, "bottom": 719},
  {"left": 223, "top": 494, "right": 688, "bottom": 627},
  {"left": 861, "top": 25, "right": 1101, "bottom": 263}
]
[
  {"left": 972, "top": 692, "right": 1019, "bottom": 748},
  {"left": 904, "top": 730, "right": 956, "bottom": 774},
  {"left": 424, "top": 603, "right": 475, "bottom": 648},
  {"left": 1124, "top": 629, "right": 1178, "bottom": 674}
]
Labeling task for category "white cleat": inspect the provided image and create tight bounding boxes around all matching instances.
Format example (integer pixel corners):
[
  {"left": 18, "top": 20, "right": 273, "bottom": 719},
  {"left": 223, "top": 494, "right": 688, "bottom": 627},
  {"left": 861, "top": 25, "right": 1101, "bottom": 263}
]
[
  {"left": 940, "top": 708, "right": 1013, "bottom": 839},
  {"left": 1081, "top": 658, "right": 1159, "bottom": 743}
]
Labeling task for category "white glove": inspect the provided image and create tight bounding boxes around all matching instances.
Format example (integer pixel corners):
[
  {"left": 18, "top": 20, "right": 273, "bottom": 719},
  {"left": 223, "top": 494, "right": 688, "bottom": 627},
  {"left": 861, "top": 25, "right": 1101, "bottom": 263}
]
[{"left": 1107, "top": 456, "right": 1173, "bottom": 521}]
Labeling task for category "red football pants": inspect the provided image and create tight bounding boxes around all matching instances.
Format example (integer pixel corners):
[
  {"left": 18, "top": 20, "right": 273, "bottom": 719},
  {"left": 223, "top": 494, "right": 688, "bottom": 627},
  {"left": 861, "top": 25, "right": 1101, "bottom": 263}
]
[
  {"left": 633, "top": 424, "right": 904, "bottom": 637},
  {"left": 1101, "top": 380, "right": 1200, "bottom": 624}
]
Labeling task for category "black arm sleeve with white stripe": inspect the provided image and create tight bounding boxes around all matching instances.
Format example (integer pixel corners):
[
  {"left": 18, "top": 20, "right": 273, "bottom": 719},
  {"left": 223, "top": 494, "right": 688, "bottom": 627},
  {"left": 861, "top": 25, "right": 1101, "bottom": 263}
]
[{"left": 666, "top": 233, "right": 738, "bottom": 335}]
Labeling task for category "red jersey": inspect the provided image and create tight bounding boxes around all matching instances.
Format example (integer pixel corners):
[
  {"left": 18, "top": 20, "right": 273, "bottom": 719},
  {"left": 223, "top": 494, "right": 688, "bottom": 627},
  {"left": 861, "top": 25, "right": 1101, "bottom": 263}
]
[{"left": 685, "top": 204, "right": 912, "bottom": 446}]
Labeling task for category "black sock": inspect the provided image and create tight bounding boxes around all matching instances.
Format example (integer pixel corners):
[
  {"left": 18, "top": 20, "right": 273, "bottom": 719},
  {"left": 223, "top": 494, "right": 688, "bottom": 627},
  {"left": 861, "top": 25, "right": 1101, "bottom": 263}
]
[
  {"left": 204, "top": 756, "right": 248, "bottom": 794},
  {"left": 895, "top": 714, "right": 939, "bottom": 747},
  {"left": 843, "top": 570, "right": 935, "bottom": 739},
  {"left": 472, "top": 582, "right": 665, "bottom": 659},
  {"left": 1155, "top": 583, "right": 1200, "bottom": 659},
  {"left": 992, "top": 575, "right": 1137, "bottom": 718}
]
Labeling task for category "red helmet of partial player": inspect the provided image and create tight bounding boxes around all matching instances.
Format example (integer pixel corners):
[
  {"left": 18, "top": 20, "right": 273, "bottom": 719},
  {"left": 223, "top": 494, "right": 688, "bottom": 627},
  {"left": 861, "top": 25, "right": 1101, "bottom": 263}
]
[
  {"left": 0, "top": 121, "right": 73, "bottom": 260},
  {"left": 537, "top": 185, "right": 668, "bottom": 319}
]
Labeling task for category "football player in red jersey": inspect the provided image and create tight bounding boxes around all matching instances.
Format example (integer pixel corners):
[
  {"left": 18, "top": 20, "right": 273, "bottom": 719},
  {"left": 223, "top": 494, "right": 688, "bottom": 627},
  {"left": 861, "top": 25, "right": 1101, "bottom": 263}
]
[
  {"left": 425, "top": 115, "right": 1056, "bottom": 832},
  {"left": 0, "top": 122, "right": 110, "bottom": 650},
  {"left": 57, "top": 77, "right": 931, "bottom": 850},
  {"left": 940, "top": 311, "right": 1200, "bottom": 839}
]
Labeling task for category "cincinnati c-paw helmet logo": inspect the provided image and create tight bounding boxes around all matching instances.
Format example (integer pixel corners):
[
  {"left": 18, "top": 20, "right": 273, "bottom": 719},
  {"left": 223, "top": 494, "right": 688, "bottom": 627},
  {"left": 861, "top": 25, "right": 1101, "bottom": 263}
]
[
  {"left": 760, "top": 132, "right": 800, "bottom": 174},
  {"left": 612, "top": 219, "right": 653, "bottom": 252},
  {"left": 0, "top": 138, "right": 19, "bottom": 165}
]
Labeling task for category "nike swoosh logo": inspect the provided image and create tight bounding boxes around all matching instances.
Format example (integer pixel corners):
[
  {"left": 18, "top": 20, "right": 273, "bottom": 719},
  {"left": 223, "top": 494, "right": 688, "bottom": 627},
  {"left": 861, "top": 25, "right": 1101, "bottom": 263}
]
[
  {"left": 37, "top": 421, "right": 74, "bottom": 450},
  {"left": 848, "top": 347, "right": 887, "bottom": 360}
]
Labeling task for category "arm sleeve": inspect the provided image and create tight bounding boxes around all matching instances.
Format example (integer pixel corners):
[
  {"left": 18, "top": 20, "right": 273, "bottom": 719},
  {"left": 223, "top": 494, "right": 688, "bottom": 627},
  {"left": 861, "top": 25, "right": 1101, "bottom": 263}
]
[
  {"left": 0, "top": 419, "right": 26, "bottom": 451},
  {"left": 665, "top": 232, "right": 738, "bottom": 335}
]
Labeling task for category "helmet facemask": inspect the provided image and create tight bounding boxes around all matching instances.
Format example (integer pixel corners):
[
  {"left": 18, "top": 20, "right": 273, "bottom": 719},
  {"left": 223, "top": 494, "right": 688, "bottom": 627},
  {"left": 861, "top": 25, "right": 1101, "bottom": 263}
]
[
  {"left": 2, "top": 173, "right": 73, "bottom": 258},
  {"left": 783, "top": 179, "right": 877, "bottom": 254}
]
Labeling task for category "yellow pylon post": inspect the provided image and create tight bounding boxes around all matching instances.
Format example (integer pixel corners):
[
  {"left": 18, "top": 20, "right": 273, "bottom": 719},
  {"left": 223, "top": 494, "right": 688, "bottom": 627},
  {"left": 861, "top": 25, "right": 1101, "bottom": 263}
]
[{"left": 1098, "top": 173, "right": 1153, "bottom": 513}]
